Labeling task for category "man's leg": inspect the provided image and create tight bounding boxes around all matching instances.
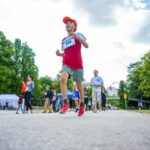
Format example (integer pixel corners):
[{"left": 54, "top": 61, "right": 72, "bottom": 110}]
[
  {"left": 76, "top": 82, "right": 84, "bottom": 103},
  {"left": 76, "top": 82, "right": 86, "bottom": 116},
  {"left": 43, "top": 99, "right": 47, "bottom": 113},
  {"left": 47, "top": 99, "right": 52, "bottom": 113},
  {"left": 84, "top": 99, "right": 88, "bottom": 111},
  {"left": 92, "top": 91, "right": 97, "bottom": 113},
  {"left": 97, "top": 91, "right": 102, "bottom": 111},
  {"left": 43, "top": 98, "right": 48, "bottom": 112},
  {"left": 61, "top": 71, "right": 69, "bottom": 100},
  {"left": 16, "top": 105, "right": 20, "bottom": 114},
  {"left": 20, "top": 104, "right": 23, "bottom": 113},
  {"left": 60, "top": 71, "right": 69, "bottom": 113},
  {"left": 49, "top": 99, "right": 52, "bottom": 112},
  {"left": 24, "top": 92, "right": 28, "bottom": 112}
]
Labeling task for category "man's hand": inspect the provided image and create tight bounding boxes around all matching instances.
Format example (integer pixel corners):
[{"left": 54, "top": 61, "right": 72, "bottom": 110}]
[
  {"left": 69, "top": 33, "right": 80, "bottom": 40},
  {"left": 92, "top": 84, "right": 102, "bottom": 87},
  {"left": 69, "top": 33, "right": 88, "bottom": 48},
  {"left": 56, "top": 50, "right": 61, "bottom": 56}
]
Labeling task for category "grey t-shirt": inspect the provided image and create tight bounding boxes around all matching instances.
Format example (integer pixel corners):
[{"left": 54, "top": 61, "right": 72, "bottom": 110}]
[{"left": 26, "top": 81, "right": 34, "bottom": 92}]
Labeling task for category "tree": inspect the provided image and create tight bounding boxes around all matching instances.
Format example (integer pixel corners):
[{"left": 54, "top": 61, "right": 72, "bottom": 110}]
[
  {"left": 10, "top": 39, "right": 23, "bottom": 94},
  {"left": 0, "top": 32, "right": 40, "bottom": 96},
  {"left": 127, "top": 62, "right": 143, "bottom": 99},
  {"left": 0, "top": 32, "right": 15, "bottom": 93},
  {"left": 139, "top": 51, "right": 150, "bottom": 98},
  {"left": 40, "top": 75, "right": 53, "bottom": 91},
  {"left": 118, "top": 80, "right": 127, "bottom": 108},
  {"left": 20, "top": 42, "right": 39, "bottom": 81},
  {"left": 127, "top": 50, "right": 150, "bottom": 100}
]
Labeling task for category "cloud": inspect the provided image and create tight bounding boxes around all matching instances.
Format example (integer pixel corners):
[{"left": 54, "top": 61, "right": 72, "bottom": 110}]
[
  {"left": 73, "top": 0, "right": 149, "bottom": 27},
  {"left": 132, "top": 13, "right": 150, "bottom": 44},
  {"left": 113, "top": 42, "right": 126, "bottom": 50},
  {"left": 73, "top": 0, "right": 125, "bottom": 26}
]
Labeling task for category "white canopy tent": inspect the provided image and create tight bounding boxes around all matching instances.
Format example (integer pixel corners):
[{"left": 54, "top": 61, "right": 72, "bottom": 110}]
[{"left": 0, "top": 94, "right": 21, "bottom": 109}]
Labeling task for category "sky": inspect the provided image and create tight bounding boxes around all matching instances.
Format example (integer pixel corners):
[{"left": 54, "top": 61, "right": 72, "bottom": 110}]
[{"left": 0, "top": 0, "right": 150, "bottom": 88}]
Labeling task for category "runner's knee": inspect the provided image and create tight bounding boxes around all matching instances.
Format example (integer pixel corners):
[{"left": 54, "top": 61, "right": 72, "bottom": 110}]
[{"left": 61, "top": 72, "right": 68, "bottom": 83}]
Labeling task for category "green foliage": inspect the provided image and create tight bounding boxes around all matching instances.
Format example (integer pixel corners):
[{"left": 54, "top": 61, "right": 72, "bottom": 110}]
[
  {"left": 85, "top": 83, "right": 92, "bottom": 100},
  {"left": 106, "top": 100, "right": 119, "bottom": 107},
  {"left": 40, "top": 75, "right": 53, "bottom": 91},
  {"left": 118, "top": 80, "right": 127, "bottom": 108},
  {"left": 127, "top": 62, "right": 143, "bottom": 98},
  {"left": 127, "top": 50, "right": 150, "bottom": 99},
  {"left": 0, "top": 32, "right": 15, "bottom": 93},
  {"left": 138, "top": 51, "right": 150, "bottom": 97},
  {"left": 0, "top": 31, "right": 39, "bottom": 96}
]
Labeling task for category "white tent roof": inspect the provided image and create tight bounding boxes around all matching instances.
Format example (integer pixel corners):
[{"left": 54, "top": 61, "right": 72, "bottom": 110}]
[{"left": 0, "top": 94, "right": 19, "bottom": 108}]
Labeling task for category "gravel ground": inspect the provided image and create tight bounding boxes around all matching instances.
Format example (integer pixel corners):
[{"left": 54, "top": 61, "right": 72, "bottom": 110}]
[{"left": 0, "top": 110, "right": 150, "bottom": 150}]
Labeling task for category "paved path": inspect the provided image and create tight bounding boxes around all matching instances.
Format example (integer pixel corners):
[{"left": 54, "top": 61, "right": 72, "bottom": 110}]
[{"left": 0, "top": 110, "right": 150, "bottom": 150}]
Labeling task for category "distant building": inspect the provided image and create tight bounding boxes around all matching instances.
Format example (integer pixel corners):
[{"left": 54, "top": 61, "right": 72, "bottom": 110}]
[{"left": 106, "top": 86, "right": 118, "bottom": 97}]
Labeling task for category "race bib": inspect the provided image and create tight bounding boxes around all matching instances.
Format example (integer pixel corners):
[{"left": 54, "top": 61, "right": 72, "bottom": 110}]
[{"left": 62, "top": 37, "right": 75, "bottom": 51}]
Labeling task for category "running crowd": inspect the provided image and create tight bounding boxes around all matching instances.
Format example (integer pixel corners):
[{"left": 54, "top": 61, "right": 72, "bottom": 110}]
[{"left": 16, "top": 16, "right": 108, "bottom": 116}]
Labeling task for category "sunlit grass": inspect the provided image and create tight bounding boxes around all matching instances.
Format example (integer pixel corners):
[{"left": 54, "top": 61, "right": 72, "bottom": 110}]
[{"left": 128, "top": 110, "right": 150, "bottom": 114}]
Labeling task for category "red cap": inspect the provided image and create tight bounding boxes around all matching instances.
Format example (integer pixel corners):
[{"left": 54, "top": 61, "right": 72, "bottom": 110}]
[{"left": 63, "top": 16, "right": 77, "bottom": 26}]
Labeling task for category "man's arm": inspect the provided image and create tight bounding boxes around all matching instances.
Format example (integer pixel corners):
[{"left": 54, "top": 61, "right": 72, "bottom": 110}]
[
  {"left": 90, "top": 79, "right": 103, "bottom": 87},
  {"left": 56, "top": 50, "right": 64, "bottom": 57},
  {"left": 95, "top": 83, "right": 103, "bottom": 87},
  {"left": 90, "top": 79, "right": 94, "bottom": 87},
  {"left": 78, "top": 37, "right": 88, "bottom": 48}
]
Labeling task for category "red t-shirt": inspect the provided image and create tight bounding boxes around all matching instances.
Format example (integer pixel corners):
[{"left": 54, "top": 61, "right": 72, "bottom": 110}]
[{"left": 62, "top": 32, "right": 86, "bottom": 69}]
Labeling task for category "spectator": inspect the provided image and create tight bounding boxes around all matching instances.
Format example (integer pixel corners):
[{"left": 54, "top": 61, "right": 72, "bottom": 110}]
[
  {"left": 52, "top": 90, "right": 57, "bottom": 112},
  {"left": 23, "top": 75, "right": 34, "bottom": 114},
  {"left": 90, "top": 70, "right": 104, "bottom": 113},
  {"left": 101, "top": 87, "right": 107, "bottom": 111},
  {"left": 16, "top": 95, "right": 23, "bottom": 114},
  {"left": 43, "top": 86, "right": 53, "bottom": 113}
]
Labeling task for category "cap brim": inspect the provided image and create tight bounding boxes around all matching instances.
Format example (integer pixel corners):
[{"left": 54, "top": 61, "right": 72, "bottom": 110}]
[{"left": 63, "top": 16, "right": 77, "bottom": 26}]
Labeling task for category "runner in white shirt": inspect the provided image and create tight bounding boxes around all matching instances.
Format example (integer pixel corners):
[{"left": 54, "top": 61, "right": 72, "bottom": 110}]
[{"left": 90, "top": 70, "right": 104, "bottom": 113}]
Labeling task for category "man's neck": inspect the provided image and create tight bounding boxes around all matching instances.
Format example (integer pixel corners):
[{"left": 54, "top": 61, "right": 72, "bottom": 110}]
[{"left": 68, "top": 31, "right": 74, "bottom": 36}]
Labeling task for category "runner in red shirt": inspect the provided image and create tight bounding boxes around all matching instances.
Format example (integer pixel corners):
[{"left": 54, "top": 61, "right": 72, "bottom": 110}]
[{"left": 56, "top": 16, "right": 88, "bottom": 116}]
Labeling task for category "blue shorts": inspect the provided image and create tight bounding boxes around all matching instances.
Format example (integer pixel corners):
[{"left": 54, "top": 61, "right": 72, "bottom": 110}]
[{"left": 73, "top": 91, "right": 80, "bottom": 99}]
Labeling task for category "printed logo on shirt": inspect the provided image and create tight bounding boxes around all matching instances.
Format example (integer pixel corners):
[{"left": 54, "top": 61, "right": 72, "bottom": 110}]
[{"left": 62, "top": 37, "right": 75, "bottom": 51}]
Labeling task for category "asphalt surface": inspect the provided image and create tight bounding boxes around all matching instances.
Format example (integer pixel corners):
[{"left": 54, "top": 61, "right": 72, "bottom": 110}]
[{"left": 0, "top": 110, "right": 150, "bottom": 150}]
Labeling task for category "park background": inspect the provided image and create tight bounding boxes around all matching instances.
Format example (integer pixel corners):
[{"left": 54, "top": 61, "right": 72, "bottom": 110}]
[{"left": 0, "top": 0, "right": 150, "bottom": 109}]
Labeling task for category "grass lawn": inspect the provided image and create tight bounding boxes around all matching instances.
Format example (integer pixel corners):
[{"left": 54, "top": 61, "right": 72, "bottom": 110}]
[{"left": 128, "top": 109, "right": 150, "bottom": 114}]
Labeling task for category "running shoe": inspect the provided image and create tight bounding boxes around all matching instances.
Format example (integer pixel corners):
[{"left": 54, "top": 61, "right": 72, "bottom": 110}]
[
  {"left": 60, "top": 103, "right": 69, "bottom": 114},
  {"left": 78, "top": 105, "right": 86, "bottom": 116}
]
